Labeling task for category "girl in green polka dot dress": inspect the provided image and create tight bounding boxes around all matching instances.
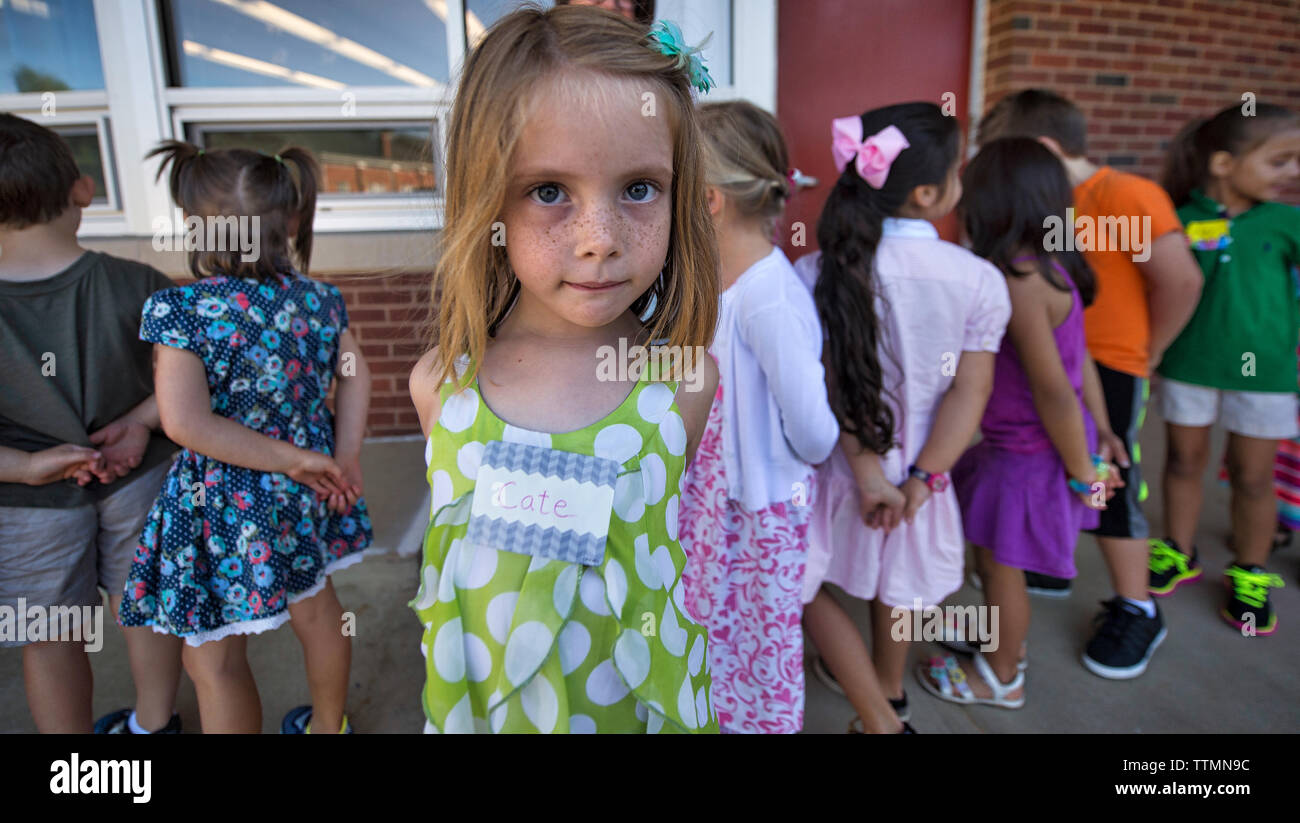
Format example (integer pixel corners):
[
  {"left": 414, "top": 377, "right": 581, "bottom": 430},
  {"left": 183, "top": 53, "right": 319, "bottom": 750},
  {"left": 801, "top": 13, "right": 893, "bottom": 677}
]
[{"left": 407, "top": 6, "right": 721, "bottom": 733}]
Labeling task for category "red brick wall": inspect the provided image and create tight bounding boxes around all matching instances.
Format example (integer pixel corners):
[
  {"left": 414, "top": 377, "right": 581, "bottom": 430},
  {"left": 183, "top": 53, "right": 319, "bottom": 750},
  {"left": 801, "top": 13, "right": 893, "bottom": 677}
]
[
  {"left": 984, "top": 0, "right": 1300, "bottom": 180},
  {"left": 326, "top": 272, "right": 430, "bottom": 438}
]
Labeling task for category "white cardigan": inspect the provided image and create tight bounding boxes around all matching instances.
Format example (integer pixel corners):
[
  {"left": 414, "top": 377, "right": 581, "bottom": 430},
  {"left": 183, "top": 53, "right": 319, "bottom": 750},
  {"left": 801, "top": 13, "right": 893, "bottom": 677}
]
[{"left": 712, "top": 247, "right": 839, "bottom": 510}]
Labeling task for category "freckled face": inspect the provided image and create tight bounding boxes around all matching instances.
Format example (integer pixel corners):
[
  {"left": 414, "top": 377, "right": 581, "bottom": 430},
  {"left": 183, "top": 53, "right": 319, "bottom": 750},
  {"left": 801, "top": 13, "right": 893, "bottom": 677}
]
[{"left": 500, "top": 73, "right": 674, "bottom": 330}]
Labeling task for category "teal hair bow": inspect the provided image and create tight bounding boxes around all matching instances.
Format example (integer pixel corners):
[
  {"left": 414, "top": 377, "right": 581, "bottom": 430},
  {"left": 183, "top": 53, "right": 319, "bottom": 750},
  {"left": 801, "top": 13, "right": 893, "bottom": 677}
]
[{"left": 648, "top": 19, "right": 714, "bottom": 94}]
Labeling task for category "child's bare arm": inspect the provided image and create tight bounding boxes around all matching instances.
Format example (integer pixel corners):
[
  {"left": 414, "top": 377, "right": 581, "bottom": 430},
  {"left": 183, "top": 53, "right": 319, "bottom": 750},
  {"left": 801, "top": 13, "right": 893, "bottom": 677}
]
[
  {"left": 1139, "top": 231, "right": 1202, "bottom": 370},
  {"left": 408, "top": 347, "right": 445, "bottom": 439},
  {"left": 902, "top": 350, "right": 995, "bottom": 521},
  {"left": 0, "top": 443, "right": 101, "bottom": 486},
  {"left": 154, "top": 345, "right": 347, "bottom": 500},
  {"left": 675, "top": 353, "right": 719, "bottom": 469}
]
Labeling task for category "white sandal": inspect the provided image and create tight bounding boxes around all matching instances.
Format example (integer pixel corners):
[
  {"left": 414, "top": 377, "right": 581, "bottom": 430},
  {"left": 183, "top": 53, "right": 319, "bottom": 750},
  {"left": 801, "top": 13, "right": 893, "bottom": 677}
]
[{"left": 915, "top": 652, "right": 1025, "bottom": 709}]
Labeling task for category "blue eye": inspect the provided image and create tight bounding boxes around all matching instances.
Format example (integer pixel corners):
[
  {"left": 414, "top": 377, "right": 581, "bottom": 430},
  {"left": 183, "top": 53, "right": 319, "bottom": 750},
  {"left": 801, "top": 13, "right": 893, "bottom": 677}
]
[
  {"left": 626, "top": 181, "right": 659, "bottom": 203},
  {"left": 530, "top": 184, "right": 564, "bottom": 205}
]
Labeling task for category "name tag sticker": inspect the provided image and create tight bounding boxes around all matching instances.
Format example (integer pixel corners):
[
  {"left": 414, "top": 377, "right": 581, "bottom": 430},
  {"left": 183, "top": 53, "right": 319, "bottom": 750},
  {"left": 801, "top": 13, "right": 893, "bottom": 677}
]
[
  {"left": 466, "top": 440, "right": 621, "bottom": 566},
  {"left": 1185, "top": 219, "right": 1232, "bottom": 251}
]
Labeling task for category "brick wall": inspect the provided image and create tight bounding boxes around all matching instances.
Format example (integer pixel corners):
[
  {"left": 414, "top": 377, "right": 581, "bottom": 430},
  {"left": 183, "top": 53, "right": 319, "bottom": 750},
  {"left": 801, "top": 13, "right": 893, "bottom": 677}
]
[
  {"left": 325, "top": 272, "right": 431, "bottom": 438},
  {"left": 983, "top": 0, "right": 1300, "bottom": 180}
]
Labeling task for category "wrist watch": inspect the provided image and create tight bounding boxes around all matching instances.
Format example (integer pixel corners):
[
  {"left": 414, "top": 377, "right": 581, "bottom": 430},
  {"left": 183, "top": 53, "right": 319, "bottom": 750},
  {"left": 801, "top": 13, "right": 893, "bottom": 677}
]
[{"left": 908, "top": 464, "right": 948, "bottom": 493}]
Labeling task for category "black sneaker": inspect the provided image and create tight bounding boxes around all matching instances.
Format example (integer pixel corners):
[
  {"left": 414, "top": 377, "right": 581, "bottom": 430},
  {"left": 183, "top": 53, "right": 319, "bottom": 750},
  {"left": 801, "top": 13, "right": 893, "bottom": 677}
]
[
  {"left": 1222, "top": 564, "right": 1284, "bottom": 636},
  {"left": 1148, "top": 537, "right": 1201, "bottom": 596},
  {"left": 1081, "top": 597, "right": 1167, "bottom": 679},
  {"left": 1024, "top": 572, "right": 1072, "bottom": 598},
  {"left": 810, "top": 655, "right": 909, "bottom": 721},
  {"left": 93, "top": 708, "right": 182, "bottom": 734},
  {"left": 969, "top": 570, "right": 1071, "bottom": 599}
]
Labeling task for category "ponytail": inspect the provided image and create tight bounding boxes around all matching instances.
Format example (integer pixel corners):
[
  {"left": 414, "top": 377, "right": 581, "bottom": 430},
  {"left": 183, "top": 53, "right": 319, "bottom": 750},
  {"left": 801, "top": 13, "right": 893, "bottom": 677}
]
[
  {"left": 276, "top": 147, "right": 320, "bottom": 275},
  {"left": 1160, "top": 117, "right": 1210, "bottom": 209},
  {"left": 815, "top": 102, "right": 959, "bottom": 454}
]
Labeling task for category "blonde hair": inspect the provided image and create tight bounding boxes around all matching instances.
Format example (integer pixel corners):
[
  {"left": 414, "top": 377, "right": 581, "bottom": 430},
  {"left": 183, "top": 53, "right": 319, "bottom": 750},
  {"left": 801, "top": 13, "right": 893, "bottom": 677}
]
[
  {"left": 429, "top": 3, "right": 718, "bottom": 387},
  {"left": 697, "top": 100, "right": 790, "bottom": 237}
]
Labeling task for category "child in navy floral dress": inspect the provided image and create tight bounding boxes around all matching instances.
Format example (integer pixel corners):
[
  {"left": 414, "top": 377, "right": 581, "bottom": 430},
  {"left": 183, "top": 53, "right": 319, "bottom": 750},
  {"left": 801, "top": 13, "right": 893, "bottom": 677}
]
[{"left": 119, "top": 141, "right": 373, "bottom": 734}]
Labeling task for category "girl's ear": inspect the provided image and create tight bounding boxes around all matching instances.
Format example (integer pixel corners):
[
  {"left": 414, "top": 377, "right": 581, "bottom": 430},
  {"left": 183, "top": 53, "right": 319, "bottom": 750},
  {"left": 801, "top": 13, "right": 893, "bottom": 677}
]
[
  {"left": 705, "top": 186, "right": 725, "bottom": 219},
  {"left": 1207, "top": 149, "right": 1235, "bottom": 179},
  {"left": 909, "top": 182, "right": 940, "bottom": 211}
]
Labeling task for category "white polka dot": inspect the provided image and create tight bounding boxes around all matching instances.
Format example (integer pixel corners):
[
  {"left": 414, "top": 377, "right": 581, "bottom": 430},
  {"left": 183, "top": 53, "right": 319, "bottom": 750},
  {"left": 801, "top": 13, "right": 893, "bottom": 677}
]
[
  {"left": 688, "top": 634, "right": 705, "bottom": 677},
  {"left": 665, "top": 494, "right": 679, "bottom": 541},
  {"left": 594, "top": 423, "right": 642, "bottom": 464},
  {"left": 412, "top": 564, "right": 438, "bottom": 611},
  {"left": 640, "top": 453, "right": 667, "bottom": 505},
  {"left": 604, "top": 558, "right": 628, "bottom": 618},
  {"left": 635, "top": 702, "right": 649, "bottom": 722},
  {"left": 677, "top": 675, "right": 698, "bottom": 729},
  {"left": 488, "top": 690, "right": 507, "bottom": 734},
  {"left": 433, "top": 617, "right": 465, "bottom": 682},
  {"left": 637, "top": 382, "right": 675, "bottom": 423},
  {"left": 673, "top": 577, "right": 690, "bottom": 620},
  {"left": 652, "top": 545, "right": 676, "bottom": 593},
  {"left": 502, "top": 424, "right": 552, "bottom": 448},
  {"left": 455, "top": 541, "right": 498, "bottom": 590},
  {"left": 465, "top": 632, "right": 492, "bottom": 683},
  {"left": 419, "top": 636, "right": 428, "bottom": 659},
  {"left": 437, "top": 540, "right": 462, "bottom": 603},
  {"left": 646, "top": 701, "right": 665, "bottom": 734},
  {"left": 472, "top": 715, "right": 489, "bottom": 734},
  {"left": 553, "top": 563, "right": 579, "bottom": 617},
  {"left": 423, "top": 437, "right": 433, "bottom": 467},
  {"left": 520, "top": 674, "right": 559, "bottom": 733},
  {"left": 504, "top": 621, "right": 553, "bottom": 687},
  {"left": 659, "top": 411, "right": 686, "bottom": 456},
  {"left": 444, "top": 693, "right": 474, "bottom": 733},
  {"left": 634, "top": 535, "right": 660, "bottom": 589},
  {"left": 439, "top": 388, "right": 478, "bottom": 432},
  {"left": 579, "top": 567, "right": 611, "bottom": 616},
  {"left": 585, "top": 659, "right": 631, "bottom": 706},
  {"left": 614, "top": 630, "right": 651, "bottom": 689},
  {"left": 486, "top": 591, "right": 518, "bottom": 644},
  {"left": 528, "top": 555, "right": 550, "bottom": 572},
  {"left": 423, "top": 719, "right": 436, "bottom": 734},
  {"left": 558, "top": 620, "right": 591, "bottom": 676},
  {"left": 430, "top": 470, "right": 454, "bottom": 514},
  {"left": 570, "top": 713, "right": 597, "bottom": 734},
  {"left": 613, "top": 471, "right": 646, "bottom": 523},
  {"left": 456, "top": 441, "right": 484, "bottom": 479},
  {"left": 696, "top": 684, "right": 710, "bottom": 727},
  {"left": 660, "top": 598, "right": 687, "bottom": 657}
]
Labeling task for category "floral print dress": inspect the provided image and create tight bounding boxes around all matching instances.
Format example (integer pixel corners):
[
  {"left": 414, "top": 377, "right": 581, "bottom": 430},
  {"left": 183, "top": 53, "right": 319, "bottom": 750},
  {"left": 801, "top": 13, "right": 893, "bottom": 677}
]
[{"left": 119, "top": 272, "right": 372, "bottom": 646}]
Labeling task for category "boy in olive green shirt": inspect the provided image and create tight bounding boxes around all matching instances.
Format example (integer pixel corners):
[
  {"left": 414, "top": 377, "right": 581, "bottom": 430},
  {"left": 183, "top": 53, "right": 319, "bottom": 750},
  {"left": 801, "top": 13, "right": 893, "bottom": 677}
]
[{"left": 0, "top": 113, "right": 183, "bottom": 733}]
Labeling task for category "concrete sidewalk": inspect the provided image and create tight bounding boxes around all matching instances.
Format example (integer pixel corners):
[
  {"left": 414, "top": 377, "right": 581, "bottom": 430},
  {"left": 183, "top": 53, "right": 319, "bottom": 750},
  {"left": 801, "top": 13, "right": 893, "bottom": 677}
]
[{"left": 3, "top": 413, "right": 1298, "bottom": 733}]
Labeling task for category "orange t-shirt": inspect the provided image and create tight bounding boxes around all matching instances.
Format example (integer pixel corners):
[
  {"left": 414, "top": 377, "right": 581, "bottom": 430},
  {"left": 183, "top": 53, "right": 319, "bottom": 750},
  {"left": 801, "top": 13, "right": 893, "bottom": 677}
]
[{"left": 1075, "top": 167, "right": 1184, "bottom": 378}]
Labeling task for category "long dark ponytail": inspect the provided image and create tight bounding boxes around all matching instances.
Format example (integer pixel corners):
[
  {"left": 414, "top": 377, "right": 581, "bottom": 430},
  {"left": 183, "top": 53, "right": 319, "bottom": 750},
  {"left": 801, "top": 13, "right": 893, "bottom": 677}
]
[
  {"left": 815, "top": 102, "right": 960, "bottom": 454},
  {"left": 1162, "top": 102, "right": 1299, "bottom": 208}
]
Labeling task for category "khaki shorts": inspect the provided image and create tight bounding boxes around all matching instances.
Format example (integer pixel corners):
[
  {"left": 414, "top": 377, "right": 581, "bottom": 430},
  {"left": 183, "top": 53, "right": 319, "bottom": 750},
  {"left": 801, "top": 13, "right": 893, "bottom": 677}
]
[{"left": 0, "top": 459, "right": 171, "bottom": 647}]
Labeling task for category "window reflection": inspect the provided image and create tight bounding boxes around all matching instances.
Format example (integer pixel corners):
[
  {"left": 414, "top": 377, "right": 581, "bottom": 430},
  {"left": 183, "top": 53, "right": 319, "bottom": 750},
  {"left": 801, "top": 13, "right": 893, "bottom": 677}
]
[
  {"left": 165, "top": 0, "right": 450, "bottom": 88},
  {"left": 191, "top": 124, "right": 438, "bottom": 195},
  {"left": 53, "top": 126, "right": 109, "bottom": 204},
  {"left": 0, "top": 0, "right": 104, "bottom": 93}
]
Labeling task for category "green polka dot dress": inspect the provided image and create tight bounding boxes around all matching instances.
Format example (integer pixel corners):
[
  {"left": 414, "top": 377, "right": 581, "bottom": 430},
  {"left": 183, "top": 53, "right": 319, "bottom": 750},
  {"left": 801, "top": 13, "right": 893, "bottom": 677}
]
[{"left": 411, "top": 360, "right": 718, "bottom": 734}]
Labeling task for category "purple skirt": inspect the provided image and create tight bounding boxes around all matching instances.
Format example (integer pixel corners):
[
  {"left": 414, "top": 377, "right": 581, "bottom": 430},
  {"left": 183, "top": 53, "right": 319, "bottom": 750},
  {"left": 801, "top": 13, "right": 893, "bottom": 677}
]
[{"left": 952, "top": 437, "right": 1099, "bottom": 579}]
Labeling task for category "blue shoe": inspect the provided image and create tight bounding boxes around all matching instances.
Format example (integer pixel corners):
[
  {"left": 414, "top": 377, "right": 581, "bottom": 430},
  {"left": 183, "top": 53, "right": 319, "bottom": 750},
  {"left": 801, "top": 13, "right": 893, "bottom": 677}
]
[
  {"left": 94, "top": 708, "right": 182, "bottom": 734},
  {"left": 281, "top": 705, "right": 354, "bottom": 734}
]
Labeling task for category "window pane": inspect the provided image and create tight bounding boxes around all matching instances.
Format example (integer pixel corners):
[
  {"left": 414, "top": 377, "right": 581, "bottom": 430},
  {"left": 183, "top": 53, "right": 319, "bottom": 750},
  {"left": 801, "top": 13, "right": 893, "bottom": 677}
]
[
  {"left": 53, "top": 125, "right": 109, "bottom": 205},
  {"left": 190, "top": 124, "right": 438, "bottom": 195},
  {"left": 0, "top": 0, "right": 104, "bottom": 92},
  {"left": 164, "top": 0, "right": 449, "bottom": 89}
]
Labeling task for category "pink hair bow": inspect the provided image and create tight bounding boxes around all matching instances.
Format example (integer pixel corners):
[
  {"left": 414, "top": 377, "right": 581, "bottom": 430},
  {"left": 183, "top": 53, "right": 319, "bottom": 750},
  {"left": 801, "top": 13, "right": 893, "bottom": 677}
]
[{"left": 831, "top": 117, "right": 910, "bottom": 189}]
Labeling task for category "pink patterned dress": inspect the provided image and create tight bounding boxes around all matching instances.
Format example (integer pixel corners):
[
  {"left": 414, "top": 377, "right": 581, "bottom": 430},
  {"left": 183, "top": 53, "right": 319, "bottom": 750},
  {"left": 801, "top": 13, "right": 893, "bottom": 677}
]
[{"left": 679, "top": 381, "right": 815, "bottom": 734}]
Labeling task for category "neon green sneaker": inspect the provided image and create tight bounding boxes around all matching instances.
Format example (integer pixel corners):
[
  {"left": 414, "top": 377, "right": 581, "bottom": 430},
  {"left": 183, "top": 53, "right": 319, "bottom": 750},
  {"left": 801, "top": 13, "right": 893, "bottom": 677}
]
[
  {"left": 1222, "top": 564, "right": 1284, "bottom": 636},
  {"left": 1148, "top": 537, "right": 1201, "bottom": 597}
]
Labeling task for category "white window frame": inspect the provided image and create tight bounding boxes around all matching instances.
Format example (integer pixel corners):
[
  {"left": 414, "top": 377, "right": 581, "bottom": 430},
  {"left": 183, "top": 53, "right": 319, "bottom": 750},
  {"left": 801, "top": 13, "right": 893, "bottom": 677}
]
[{"left": 3, "top": 0, "right": 775, "bottom": 238}]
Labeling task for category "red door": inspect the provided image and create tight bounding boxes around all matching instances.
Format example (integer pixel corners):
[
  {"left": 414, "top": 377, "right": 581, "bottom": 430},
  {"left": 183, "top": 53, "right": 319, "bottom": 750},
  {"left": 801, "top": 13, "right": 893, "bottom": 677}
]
[{"left": 777, "top": 0, "right": 974, "bottom": 255}]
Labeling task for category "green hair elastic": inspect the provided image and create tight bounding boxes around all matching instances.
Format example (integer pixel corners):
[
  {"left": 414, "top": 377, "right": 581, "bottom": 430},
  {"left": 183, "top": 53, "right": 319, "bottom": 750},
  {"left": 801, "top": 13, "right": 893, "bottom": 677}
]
[{"left": 647, "top": 19, "right": 714, "bottom": 94}]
